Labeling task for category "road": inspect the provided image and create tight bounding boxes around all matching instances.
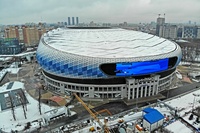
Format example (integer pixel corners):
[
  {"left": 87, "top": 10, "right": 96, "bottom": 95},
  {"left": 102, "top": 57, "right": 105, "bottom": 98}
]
[
  {"left": 161, "top": 82, "right": 200, "bottom": 99},
  {"left": 2, "top": 62, "right": 200, "bottom": 132}
]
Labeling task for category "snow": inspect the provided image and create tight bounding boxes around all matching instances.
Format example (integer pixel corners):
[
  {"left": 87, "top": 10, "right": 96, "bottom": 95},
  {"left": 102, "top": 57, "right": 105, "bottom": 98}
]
[
  {"left": 43, "top": 28, "right": 178, "bottom": 58},
  {"left": 175, "top": 70, "right": 183, "bottom": 79},
  {"left": 165, "top": 90, "right": 200, "bottom": 114},
  {"left": 0, "top": 81, "right": 76, "bottom": 132},
  {"left": 70, "top": 87, "right": 200, "bottom": 133},
  {"left": 165, "top": 120, "right": 193, "bottom": 133},
  {"left": 0, "top": 63, "right": 21, "bottom": 82}
]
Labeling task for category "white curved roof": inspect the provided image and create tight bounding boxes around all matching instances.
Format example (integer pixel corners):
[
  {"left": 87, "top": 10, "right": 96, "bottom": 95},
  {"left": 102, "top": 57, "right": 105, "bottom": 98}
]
[{"left": 43, "top": 28, "right": 177, "bottom": 58}]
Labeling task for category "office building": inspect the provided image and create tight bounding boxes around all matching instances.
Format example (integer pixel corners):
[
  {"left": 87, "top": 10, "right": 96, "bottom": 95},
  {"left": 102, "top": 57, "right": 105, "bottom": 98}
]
[
  {"left": 182, "top": 26, "right": 198, "bottom": 38},
  {"left": 156, "top": 17, "right": 165, "bottom": 36},
  {"left": 68, "top": 17, "right": 71, "bottom": 25},
  {"left": 0, "top": 38, "right": 23, "bottom": 55},
  {"left": 72, "top": 17, "right": 75, "bottom": 25},
  {"left": 159, "top": 25, "right": 177, "bottom": 39},
  {"left": 76, "top": 17, "right": 79, "bottom": 25}
]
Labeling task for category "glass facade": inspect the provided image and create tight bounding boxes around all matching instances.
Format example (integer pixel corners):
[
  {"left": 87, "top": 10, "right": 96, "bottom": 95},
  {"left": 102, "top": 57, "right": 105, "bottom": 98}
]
[{"left": 0, "top": 38, "right": 23, "bottom": 55}]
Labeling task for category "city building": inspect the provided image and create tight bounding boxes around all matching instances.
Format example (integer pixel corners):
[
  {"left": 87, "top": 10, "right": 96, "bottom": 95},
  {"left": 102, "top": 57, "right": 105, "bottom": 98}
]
[
  {"left": 76, "top": 17, "right": 79, "bottom": 25},
  {"left": 68, "top": 17, "right": 71, "bottom": 25},
  {"left": 156, "top": 16, "right": 178, "bottom": 39},
  {"left": 4, "top": 25, "right": 47, "bottom": 47},
  {"left": 4, "top": 26, "right": 19, "bottom": 43},
  {"left": 182, "top": 26, "right": 198, "bottom": 38},
  {"left": 36, "top": 28, "right": 182, "bottom": 101},
  {"left": 22, "top": 26, "right": 40, "bottom": 46},
  {"left": 159, "top": 24, "right": 177, "bottom": 39},
  {"left": 0, "top": 38, "right": 24, "bottom": 55},
  {"left": 156, "top": 17, "right": 165, "bottom": 36},
  {"left": 72, "top": 17, "right": 75, "bottom": 25},
  {"left": 197, "top": 27, "right": 200, "bottom": 39}
]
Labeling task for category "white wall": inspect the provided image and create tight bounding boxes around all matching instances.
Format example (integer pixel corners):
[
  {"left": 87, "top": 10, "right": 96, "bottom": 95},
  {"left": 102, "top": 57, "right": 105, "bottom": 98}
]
[{"left": 143, "top": 119, "right": 151, "bottom": 131}]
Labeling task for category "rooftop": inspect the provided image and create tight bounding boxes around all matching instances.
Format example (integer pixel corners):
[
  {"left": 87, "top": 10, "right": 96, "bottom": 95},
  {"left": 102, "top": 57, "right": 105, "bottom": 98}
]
[
  {"left": 0, "top": 81, "right": 76, "bottom": 132},
  {"left": 43, "top": 28, "right": 178, "bottom": 58}
]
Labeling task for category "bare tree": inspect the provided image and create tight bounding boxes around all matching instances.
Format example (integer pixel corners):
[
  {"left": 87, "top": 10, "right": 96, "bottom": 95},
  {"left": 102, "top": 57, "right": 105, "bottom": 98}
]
[
  {"left": 20, "top": 89, "right": 27, "bottom": 111},
  {"left": 38, "top": 84, "right": 42, "bottom": 115},
  {"left": 9, "top": 93, "right": 16, "bottom": 121},
  {"left": 17, "top": 91, "right": 27, "bottom": 119}
]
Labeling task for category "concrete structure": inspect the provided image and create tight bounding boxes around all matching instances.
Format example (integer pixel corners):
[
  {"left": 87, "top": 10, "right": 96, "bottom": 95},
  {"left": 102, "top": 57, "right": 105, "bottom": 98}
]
[{"left": 36, "top": 28, "right": 182, "bottom": 101}]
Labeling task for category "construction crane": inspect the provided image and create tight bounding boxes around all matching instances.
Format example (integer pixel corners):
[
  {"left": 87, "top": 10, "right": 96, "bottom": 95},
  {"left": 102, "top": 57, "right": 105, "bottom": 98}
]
[{"left": 72, "top": 93, "right": 109, "bottom": 133}]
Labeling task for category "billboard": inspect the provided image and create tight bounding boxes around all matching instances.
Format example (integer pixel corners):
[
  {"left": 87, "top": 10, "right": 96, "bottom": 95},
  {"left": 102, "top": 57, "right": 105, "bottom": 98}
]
[{"left": 115, "top": 58, "right": 169, "bottom": 76}]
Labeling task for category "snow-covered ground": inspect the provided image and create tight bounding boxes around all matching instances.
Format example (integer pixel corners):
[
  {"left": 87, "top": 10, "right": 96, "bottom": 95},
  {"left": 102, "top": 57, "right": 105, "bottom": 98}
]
[
  {"left": 0, "top": 81, "right": 76, "bottom": 132},
  {"left": 67, "top": 88, "right": 200, "bottom": 133}
]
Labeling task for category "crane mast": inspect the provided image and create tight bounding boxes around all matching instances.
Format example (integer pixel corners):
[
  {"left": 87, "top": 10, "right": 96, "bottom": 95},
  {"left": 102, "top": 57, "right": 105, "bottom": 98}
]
[{"left": 73, "top": 93, "right": 109, "bottom": 133}]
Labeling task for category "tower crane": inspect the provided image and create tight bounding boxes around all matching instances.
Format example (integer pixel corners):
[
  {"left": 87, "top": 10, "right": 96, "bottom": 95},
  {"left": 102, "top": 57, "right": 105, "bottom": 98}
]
[{"left": 71, "top": 93, "right": 109, "bottom": 133}]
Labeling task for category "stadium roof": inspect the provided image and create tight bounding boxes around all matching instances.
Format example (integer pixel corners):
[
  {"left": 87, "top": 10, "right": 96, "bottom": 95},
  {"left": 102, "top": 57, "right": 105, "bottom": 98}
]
[{"left": 43, "top": 28, "right": 178, "bottom": 58}]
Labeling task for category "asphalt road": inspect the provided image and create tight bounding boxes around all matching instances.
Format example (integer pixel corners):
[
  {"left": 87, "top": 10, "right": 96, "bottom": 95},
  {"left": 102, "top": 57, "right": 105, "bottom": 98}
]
[{"left": 161, "top": 82, "right": 200, "bottom": 98}]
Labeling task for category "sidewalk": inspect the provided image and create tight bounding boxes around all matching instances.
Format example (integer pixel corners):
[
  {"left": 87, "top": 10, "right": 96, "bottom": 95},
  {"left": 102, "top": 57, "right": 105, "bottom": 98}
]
[{"left": 123, "top": 93, "right": 166, "bottom": 106}]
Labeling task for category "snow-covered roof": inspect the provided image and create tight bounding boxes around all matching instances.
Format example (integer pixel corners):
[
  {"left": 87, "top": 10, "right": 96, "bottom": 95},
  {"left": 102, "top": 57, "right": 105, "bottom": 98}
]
[
  {"left": 0, "top": 81, "right": 23, "bottom": 93},
  {"left": 43, "top": 28, "right": 178, "bottom": 58},
  {"left": 165, "top": 120, "right": 193, "bottom": 133}
]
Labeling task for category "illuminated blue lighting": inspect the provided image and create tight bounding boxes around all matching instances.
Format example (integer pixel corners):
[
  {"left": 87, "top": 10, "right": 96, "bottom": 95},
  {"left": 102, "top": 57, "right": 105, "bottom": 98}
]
[{"left": 116, "top": 58, "right": 169, "bottom": 76}]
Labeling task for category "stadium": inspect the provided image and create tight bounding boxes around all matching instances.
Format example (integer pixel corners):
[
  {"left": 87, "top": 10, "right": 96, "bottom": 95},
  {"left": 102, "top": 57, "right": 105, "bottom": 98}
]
[{"left": 36, "top": 28, "right": 182, "bottom": 100}]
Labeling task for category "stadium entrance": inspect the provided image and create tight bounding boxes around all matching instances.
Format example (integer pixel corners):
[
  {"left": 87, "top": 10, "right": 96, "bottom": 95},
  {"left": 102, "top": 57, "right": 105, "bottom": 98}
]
[{"left": 126, "top": 75, "right": 160, "bottom": 100}]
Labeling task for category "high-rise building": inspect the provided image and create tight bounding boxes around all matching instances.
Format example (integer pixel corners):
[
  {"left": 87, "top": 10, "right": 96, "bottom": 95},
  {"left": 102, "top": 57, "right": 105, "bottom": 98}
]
[
  {"left": 72, "top": 17, "right": 75, "bottom": 25},
  {"left": 157, "top": 17, "right": 165, "bottom": 25},
  {"left": 68, "top": 17, "right": 71, "bottom": 25},
  {"left": 22, "top": 26, "right": 39, "bottom": 46},
  {"left": 76, "top": 17, "right": 79, "bottom": 25},
  {"left": 5, "top": 25, "right": 47, "bottom": 47},
  {"left": 156, "top": 17, "right": 165, "bottom": 36},
  {"left": 159, "top": 25, "right": 177, "bottom": 39},
  {"left": 177, "top": 27, "right": 183, "bottom": 38},
  {"left": 5, "top": 26, "right": 19, "bottom": 40}
]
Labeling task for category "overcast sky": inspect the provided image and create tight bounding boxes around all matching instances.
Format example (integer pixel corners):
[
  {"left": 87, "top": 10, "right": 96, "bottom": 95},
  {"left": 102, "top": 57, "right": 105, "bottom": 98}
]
[{"left": 0, "top": 0, "right": 200, "bottom": 25}]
